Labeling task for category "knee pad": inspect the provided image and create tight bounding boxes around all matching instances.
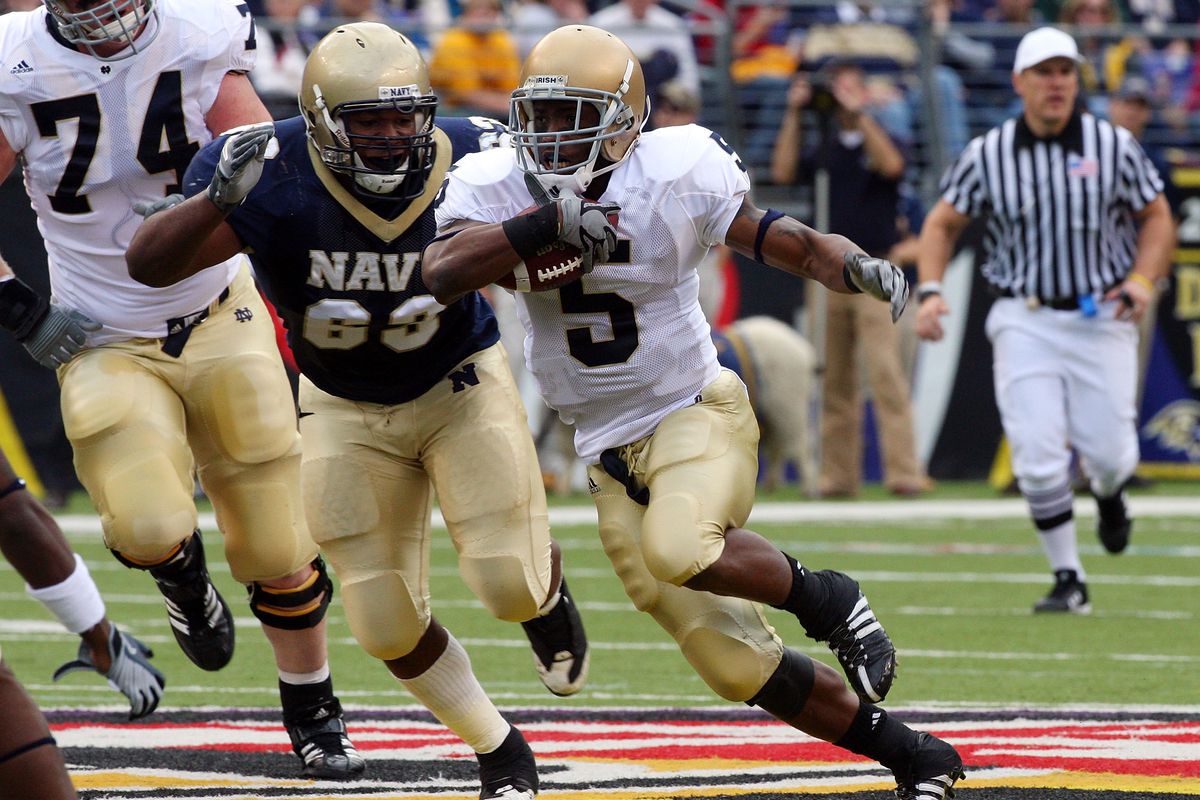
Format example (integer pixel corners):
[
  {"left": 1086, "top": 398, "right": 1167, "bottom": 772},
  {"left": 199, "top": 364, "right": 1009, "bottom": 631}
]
[
  {"left": 677, "top": 615, "right": 783, "bottom": 702},
  {"left": 339, "top": 569, "right": 427, "bottom": 660},
  {"left": 642, "top": 492, "right": 713, "bottom": 586},
  {"left": 206, "top": 353, "right": 298, "bottom": 465},
  {"left": 746, "top": 648, "right": 815, "bottom": 718},
  {"left": 99, "top": 452, "right": 197, "bottom": 559},
  {"left": 60, "top": 355, "right": 197, "bottom": 558},
  {"left": 459, "top": 553, "right": 542, "bottom": 623},
  {"left": 598, "top": 520, "right": 661, "bottom": 613},
  {"left": 249, "top": 556, "right": 332, "bottom": 631},
  {"left": 202, "top": 449, "right": 316, "bottom": 583}
]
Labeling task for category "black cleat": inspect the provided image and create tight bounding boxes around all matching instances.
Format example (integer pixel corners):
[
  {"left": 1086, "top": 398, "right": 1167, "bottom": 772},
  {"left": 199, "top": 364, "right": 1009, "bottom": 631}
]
[
  {"left": 520, "top": 578, "right": 589, "bottom": 696},
  {"left": 150, "top": 532, "right": 234, "bottom": 671},
  {"left": 478, "top": 726, "right": 538, "bottom": 799},
  {"left": 1033, "top": 569, "right": 1091, "bottom": 614},
  {"left": 894, "top": 732, "right": 964, "bottom": 799},
  {"left": 1095, "top": 491, "right": 1132, "bottom": 554},
  {"left": 284, "top": 698, "right": 365, "bottom": 779},
  {"left": 814, "top": 571, "right": 897, "bottom": 703}
]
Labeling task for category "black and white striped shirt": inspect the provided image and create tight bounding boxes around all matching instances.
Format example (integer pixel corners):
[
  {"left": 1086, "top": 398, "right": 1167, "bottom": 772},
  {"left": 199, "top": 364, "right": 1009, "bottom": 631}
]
[{"left": 939, "top": 112, "right": 1163, "bottom": 301}]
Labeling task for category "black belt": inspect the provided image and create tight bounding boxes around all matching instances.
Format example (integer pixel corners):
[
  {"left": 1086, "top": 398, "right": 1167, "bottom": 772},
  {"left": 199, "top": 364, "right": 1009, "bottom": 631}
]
[
  {"left": 993, "top": 281, "right": 1121, "bottom": 312},
  {"left": 161, "top": 286, "right": 230, "bottom": 358},
  {"left": 995, "top": 290, "right": 1082, "bottom": 310},
  {"left": 599, "top": 448, "right": 650, "bottom": 506}
]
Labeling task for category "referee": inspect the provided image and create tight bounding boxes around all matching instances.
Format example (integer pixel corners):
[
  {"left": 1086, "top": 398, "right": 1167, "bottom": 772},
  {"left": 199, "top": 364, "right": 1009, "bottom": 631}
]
[{"left": 914, "top": 27, "right": 1176, "bottom": 614}]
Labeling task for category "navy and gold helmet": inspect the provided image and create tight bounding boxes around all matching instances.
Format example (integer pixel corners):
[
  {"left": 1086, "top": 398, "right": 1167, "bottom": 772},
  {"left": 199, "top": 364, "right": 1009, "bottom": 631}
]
[{"left": 299, "top": 22, "right": 438, "bottom": 199}]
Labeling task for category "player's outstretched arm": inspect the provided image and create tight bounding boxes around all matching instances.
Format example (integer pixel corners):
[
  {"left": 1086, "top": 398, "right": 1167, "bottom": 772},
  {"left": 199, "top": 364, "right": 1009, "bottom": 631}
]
[
  {"left": 125, "top": 130, "right": 267, "bottom": 289},
  {"left": 423, "top": 221, "right": 527, "bottom": 305},
  {"left": 126, "top": 191, "right": 243, "bottom": 288},
  {"left": 127, "top": 123, "right": 272, "bottom": 287},
  {"left": 127, "top": 71, "right": 268, "bottom": 288},
  {"left": 724, "top": 198, "right": 910, "bottom": 321}
]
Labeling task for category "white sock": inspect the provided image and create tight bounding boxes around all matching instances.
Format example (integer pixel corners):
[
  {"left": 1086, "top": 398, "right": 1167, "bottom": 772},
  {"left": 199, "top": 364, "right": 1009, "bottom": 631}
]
[
  {"left": 537, "top": 586, "right": 562, "bottom": 616},
  {"left": 26, "top": 553, "right": 106, "bottom": 634},
  {"left": 279, "top": 663, "right": 330, "bottom": 684},
  {"left": 401, "top": 633, "right": 510, "bottom": 753},
  {"left": 1037, "top": 520, "right": 1085, "bottom": 580}
]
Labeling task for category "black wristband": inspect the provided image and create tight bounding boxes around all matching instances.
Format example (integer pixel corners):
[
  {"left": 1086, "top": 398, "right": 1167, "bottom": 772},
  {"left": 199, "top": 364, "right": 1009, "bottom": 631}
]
[
  {"left": 841, "top": 263, "right": 863, "bottom": 294},
  {"left": 0, "top": 278, "right": 50, "bottom": 341},
  {"left": 502, "top": 203, "right": 560, "bottom": 262}
]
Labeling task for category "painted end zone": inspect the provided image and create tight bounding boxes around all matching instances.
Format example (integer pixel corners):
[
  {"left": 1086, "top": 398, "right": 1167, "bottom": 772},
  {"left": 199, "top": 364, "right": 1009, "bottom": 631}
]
[{"left": 44, "top": 707, "right": 1200, "bottom": 799}]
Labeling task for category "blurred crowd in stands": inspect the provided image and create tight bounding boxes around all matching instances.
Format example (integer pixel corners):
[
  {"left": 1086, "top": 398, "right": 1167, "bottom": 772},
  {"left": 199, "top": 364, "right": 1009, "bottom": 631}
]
[{"left": 6, "top": 0, "right": 1196, "bottom": 193}]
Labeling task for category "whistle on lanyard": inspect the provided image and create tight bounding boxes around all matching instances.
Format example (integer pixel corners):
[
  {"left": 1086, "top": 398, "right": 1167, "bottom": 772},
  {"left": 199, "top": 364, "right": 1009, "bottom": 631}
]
[{"left": 1077, "top": 294, "right": 1098, "bottom": 318}]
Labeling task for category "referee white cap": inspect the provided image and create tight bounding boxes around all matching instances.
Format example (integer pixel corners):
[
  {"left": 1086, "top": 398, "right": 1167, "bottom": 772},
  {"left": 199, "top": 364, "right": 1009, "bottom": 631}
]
[{"left": 1013, "top": 27, "right": 1083, "bottom": 74}]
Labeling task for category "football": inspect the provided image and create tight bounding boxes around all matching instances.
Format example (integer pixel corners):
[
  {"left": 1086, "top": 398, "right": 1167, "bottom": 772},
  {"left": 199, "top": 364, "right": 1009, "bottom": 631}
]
[{"left": 494, "top": 205, "right": 616, "bottom": 292}]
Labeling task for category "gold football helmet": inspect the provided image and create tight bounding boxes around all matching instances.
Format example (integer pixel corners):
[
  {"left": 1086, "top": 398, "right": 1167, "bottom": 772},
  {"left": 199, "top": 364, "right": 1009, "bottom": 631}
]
[
  {"left": 299, "top": 22, "right": 438, "bottom": 199},
  {"left": 510, "top": 25, "right": 647, "bottom": 194},
  {"left": 43, "top": 0, "right": 158, "bottom": 61}
]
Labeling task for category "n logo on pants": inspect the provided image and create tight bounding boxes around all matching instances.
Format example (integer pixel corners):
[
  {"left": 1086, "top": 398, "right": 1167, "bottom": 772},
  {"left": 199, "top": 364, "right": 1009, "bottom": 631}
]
[{"left": 448, "top": 363, "right": 479, "bottom": 393}]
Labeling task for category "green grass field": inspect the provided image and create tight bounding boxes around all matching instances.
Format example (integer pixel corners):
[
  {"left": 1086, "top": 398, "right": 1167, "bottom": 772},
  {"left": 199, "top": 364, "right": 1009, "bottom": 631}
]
[{"left": 3, "top": 481, "right": 1198, "bottom": 713}]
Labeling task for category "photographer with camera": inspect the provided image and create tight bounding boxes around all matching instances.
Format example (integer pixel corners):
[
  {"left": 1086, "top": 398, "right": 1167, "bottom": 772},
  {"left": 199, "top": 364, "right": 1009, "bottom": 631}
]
[{"left": 771, "top": 59, "right": 930, "bottom": 498}]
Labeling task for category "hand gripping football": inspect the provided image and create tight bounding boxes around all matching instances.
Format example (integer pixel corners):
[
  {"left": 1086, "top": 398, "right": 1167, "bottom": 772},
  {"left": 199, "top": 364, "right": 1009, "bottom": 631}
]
[{"left": 496, "top": 206, "right": 585, "bottom": 292}]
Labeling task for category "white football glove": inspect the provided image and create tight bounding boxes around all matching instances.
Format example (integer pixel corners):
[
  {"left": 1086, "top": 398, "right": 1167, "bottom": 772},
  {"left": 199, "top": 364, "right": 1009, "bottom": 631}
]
[
  {"left": 23, "top": 304, "right": 100, "bottom": 369},
  {"left": 132, "top": 193, "right": 185, "bottom": 219},
  {"left": 557, "top": 194, "right": 620, "bottom": 272},
  {"left": 844, "top": 252, "right": 910, "bottom": 323},
  {"left": 53, "top": 626, "right": 165, "bottom": 720},
  {"left": 207, "top": 122, "right": 275, "bottom": 214}
]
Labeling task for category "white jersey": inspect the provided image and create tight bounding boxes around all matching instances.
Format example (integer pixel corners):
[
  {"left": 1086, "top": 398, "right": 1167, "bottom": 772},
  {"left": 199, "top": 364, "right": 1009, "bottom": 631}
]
[
  {"left": 0, "top": 0, "right": 256, "bottom": 344},
  {"left": 437, "top": 124, "right": 750, "bottom": 462}
]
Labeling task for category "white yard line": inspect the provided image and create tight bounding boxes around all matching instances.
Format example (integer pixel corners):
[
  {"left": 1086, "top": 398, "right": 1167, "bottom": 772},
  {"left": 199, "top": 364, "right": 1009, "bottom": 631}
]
[{"left": 47, "top": 495, "right": 1200, "bottom": 536}]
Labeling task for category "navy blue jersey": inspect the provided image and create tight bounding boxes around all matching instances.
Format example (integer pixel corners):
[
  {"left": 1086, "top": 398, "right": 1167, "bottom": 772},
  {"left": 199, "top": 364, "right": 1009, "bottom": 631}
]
[{"left": 183, "top": 116, "right": 505, "bottom": 404}]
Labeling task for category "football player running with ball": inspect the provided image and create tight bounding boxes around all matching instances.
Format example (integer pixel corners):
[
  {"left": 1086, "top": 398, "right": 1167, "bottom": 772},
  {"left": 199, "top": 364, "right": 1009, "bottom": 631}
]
[
  {"left": 127, "top": 23, "right": 589, "bottom": 800},
  {"left": 0, "top": 0, "right": 361, "bottom": 778},
  {"left": 424, "top": 25, "right": 963, "bottom": 800}
]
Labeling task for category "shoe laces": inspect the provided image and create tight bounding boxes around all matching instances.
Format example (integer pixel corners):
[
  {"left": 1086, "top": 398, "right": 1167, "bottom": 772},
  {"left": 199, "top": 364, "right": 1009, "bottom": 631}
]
[
  {"left": 163, "top": 579, "right": 222, "bottom": 627},
  {"left": 288, "top": 704, "right": 356, "bottom": 759},
  {"left": 826, "top": 617, "right": 872, "bottom": 667}
]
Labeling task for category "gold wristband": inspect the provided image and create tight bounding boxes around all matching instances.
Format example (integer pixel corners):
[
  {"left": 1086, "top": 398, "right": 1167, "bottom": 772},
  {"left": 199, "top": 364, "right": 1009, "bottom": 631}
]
[{"left": 1126, "top": 272, "right": 1156, "bottom": 293}]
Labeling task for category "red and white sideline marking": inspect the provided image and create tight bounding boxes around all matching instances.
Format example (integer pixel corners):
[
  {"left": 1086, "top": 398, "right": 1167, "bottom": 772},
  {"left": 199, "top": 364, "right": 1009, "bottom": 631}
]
[{"left": 49, "top": 707, "right": 1200, "bottom": 798}]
